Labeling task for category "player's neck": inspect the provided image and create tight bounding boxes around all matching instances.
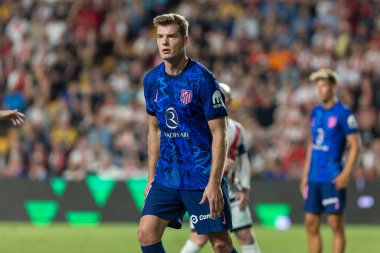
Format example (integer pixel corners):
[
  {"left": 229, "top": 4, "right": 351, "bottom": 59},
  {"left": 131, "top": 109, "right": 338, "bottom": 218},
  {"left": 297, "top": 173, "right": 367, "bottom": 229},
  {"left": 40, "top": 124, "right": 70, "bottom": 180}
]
[
  {"left": 321, "top": 98, "right": 337, "bottom": 109},
  {"left": 164, "top": 55, "right": 188, "bottom": 76}
]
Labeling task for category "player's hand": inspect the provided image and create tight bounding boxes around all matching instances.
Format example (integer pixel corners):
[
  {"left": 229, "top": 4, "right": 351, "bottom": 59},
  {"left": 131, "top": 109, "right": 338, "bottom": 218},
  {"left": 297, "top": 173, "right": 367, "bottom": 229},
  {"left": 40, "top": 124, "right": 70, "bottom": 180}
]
[
  {"left": 144, "top": 178, "right": 154, "bottom": 196},
  {"left": 300, "top": 178, "right": 308, "bottom": 199},
  {"left": 0, "top": 110, "right": 24, "bottom": 126},
  {"left": 236, "top": 189, "right": 249, "bottom": 210},
  {"left": 333, "top": 172, "right": 350, "bottom": 189},
  {"left": 199, "top": 183, "right": 224, "bottom": 219},
  {"left": 223, "top": 158, "right": 235, "bottom": 173}
]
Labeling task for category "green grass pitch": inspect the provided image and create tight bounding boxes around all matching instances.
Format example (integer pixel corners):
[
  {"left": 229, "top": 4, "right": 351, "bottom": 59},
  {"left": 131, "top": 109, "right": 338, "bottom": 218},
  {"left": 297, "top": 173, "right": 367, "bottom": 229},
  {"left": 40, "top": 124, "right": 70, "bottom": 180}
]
[{"left": 0, "top": 223, "right": 379, "bottom": 253}]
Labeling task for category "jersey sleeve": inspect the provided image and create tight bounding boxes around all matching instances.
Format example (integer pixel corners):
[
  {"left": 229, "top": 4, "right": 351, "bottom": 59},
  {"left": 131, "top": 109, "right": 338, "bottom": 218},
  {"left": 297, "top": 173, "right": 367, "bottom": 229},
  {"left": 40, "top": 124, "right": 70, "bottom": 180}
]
[
  {"left": 309, "top": 108, "right": 316, "bottom": 125},
  {"left": 143, "top": 74, "right": 156, "bottom": 116},
  {"left": 238, "top": 139, "right": 245, "bottom": 155},
  {"left": 235, "top": 122, "right": 246, "bottom": 156},
  {"left": 341, "top": 110, "right": 359, "bottom": 135},
  {"left": 199, "top": 76, "right": 228, "bottom": 121}
]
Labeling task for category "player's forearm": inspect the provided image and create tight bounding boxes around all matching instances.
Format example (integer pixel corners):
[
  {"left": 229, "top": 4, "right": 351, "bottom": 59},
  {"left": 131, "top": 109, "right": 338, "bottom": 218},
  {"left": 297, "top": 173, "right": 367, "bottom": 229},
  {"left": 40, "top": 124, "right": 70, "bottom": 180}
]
[
  {"left": 302, "top": 143, "right": 312, "bottom": 181},
  {"left": 147, "top": 122, "right": 161, "bottom": 181},
  {"left": 209, "top": 120, "right": 227, "bottom": 186},
  {"left": 209, "top": 133, "right": 227, "bottom": 185},
  {"left": 341, "top": 135, "right": 361, "bottom": 176}
]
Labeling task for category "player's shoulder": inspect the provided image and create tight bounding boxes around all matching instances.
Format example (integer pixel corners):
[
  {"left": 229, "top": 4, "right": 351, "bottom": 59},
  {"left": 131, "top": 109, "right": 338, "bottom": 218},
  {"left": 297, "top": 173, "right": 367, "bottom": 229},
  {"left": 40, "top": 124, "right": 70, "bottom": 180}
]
[
  {"left": 144, "top": 62, "right": 165, "bottom": 84},
  {"left": 334, "top": 102, "right": 354, "bottom": 116},
  {"left": 334, "top": 102, "right": 359, "bottom": 130},
  {"left": 335, "top": 102, "right": 352, "bottom": 111},
  {"left": 190, "top": 59, "right": 216, "bottom": 80},
  {"left": 311, "top": 104, "right": 323, "bottom": 114}
]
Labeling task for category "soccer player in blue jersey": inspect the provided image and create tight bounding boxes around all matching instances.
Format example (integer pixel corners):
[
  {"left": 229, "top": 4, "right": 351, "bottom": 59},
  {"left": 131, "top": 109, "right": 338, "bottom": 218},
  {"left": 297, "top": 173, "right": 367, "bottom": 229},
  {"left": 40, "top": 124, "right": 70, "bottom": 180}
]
[
  {"left": 0, "top": 109, "right": 24, "bottom": 126},
  {"left": 300, "top": 69, "right": 361, "bottom": 253},
  {"left": 137, "top": 14, "right": 238, "bottom": 253}
]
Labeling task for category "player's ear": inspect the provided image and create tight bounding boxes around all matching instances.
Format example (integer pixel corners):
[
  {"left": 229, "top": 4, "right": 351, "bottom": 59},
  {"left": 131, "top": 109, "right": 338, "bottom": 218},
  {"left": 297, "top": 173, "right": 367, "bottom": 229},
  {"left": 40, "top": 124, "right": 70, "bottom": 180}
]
[
  {"left": 333, "top": 84, "right": 338, "bottom": 93},
  {"left": 183, "top": 35, "right": 189, "bottom": 47}
]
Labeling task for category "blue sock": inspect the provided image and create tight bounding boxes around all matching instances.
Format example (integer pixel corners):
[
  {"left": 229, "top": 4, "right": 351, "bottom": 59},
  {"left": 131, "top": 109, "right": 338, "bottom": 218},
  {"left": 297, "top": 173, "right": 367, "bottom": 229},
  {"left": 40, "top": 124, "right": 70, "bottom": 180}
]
[
  {"left": 141, "top": 241, "right": 166, "bottom": 253},
  {"left": 231, "top": 247, "right": 238, "bottom": 253}
]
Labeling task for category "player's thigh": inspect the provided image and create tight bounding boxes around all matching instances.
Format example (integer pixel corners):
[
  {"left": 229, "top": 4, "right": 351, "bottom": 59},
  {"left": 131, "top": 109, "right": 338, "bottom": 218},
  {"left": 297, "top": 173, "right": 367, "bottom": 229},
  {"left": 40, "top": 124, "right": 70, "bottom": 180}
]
[
  {"left": 304, "top": 182, "right": 323, "bottom": 215},
  {"left": 142, "top": 181, "right": 186, "bottom": 229},
  {"left": 327, "top": 213, "right": 344, "bottom": 232},
  {"left": 189, "top": 231, "right": 208, "bottom": 247},
  {"left": 321, "top": 183, "right": 346, "bottom": 214},
  {"left": 230, "top": 200, "right": 253, "bottom": 231},
  {"left": 137, "top": 215, "right": 170, "bottom": 244},
  {"left": 183, "top": 181, "right": 232, "bottom": 235},
  {"left": 235, "top": 227, "right": 254, "bottom": 244},
  {"left": 208, "top": 230, "right": 233, "bottom": 248},
  {"left": 138, "top": 215, "right": 170, "bottom": 235},
  {"left": 304, "top": 212, "right": 322, "bottom": 232}
]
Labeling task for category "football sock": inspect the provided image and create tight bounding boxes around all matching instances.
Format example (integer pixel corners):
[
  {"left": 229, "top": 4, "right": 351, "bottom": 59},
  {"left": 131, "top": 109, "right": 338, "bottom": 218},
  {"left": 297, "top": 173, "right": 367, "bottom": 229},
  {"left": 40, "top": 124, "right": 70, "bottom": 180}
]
[
  {"left": 241, "top": 244, "right": 261, "bottom": 253},
  {"left": 180, "top": 239, "right": 202, "bottom": 253},
  {"left": 141, "top": 241, "right": 166, "bottom": 253}
]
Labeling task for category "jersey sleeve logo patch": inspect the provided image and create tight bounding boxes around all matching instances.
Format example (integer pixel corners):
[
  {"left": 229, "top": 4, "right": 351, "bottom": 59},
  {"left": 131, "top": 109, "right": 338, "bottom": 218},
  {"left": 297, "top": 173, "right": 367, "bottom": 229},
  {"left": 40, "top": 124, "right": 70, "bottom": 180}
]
[
  {"left": 347, "top": 114, "right": 358, "bottom": 129},
  {"left": 327, "top": 116, "right": 337, "bottom": 128},
  {"left": 180, "top": 89, "right": 192, "bottom": 105},
  {"left": 165, "top": 107, "right": 179, "bottom": 129},
  {"left": 212, "top": 90, "right": 225, "bottom": 108}
]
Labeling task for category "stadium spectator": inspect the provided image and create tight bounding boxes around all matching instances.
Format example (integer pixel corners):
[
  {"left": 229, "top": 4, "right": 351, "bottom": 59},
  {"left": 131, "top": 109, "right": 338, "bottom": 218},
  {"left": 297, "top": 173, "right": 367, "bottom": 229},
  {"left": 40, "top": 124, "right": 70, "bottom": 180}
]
[{"left": 0, "top": 0, "right": 378, "bottom": 181}]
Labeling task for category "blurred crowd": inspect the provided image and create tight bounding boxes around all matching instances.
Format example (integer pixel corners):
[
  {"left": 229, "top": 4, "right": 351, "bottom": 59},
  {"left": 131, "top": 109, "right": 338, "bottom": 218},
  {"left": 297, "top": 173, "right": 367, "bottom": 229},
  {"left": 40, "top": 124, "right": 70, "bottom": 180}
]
[{"left": 0, "top": 0, "right": 379, "bottom": 181}]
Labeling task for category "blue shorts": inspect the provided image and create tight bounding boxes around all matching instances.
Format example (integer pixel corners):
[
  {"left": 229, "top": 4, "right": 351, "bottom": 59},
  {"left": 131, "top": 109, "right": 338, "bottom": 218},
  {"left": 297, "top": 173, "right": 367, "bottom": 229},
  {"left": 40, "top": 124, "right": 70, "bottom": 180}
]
[
  {"left": 304, "top": 181, "right": 346, "bottom": 215},
  {"left": 141, "top": 180, "right": 232, "bottom": 235}
]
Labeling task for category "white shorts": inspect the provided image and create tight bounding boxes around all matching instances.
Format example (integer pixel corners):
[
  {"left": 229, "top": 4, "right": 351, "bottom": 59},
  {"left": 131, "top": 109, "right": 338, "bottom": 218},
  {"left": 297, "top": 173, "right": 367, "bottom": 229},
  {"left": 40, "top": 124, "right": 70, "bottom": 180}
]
[{"left": 190, "top": 199, "right": 253, "bottom": 231}]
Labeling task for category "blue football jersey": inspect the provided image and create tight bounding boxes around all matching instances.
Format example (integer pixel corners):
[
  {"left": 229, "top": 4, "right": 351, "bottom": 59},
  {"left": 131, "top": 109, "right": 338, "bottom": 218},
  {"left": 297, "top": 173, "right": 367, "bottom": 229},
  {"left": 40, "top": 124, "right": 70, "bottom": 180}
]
[
  {"left": 308, "top": 102, "right": 359, "bottom": 182},
  {"left": 143, "top": 59, "right": 228, "bottom": 190}
]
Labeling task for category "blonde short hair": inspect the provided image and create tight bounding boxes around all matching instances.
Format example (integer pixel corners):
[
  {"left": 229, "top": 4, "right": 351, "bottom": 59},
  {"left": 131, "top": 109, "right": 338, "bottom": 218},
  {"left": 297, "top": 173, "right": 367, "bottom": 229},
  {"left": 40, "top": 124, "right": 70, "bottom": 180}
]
[
  {"left": 309, "top": 68, "right": 339, "bottom": 84},
  {"left": 153, "top": 13, "right": 189, "bottom": 37}
]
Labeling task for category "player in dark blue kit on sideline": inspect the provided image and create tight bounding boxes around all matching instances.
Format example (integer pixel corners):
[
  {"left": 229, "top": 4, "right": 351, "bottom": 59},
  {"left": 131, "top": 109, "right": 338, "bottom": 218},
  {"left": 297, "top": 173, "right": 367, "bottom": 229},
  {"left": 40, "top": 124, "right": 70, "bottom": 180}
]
[
  {"left": 137, "top": 13, "right": 238, "bottom": 253},
  {"left": 300, "top": 69, "right": 361, "bottom": 253}
]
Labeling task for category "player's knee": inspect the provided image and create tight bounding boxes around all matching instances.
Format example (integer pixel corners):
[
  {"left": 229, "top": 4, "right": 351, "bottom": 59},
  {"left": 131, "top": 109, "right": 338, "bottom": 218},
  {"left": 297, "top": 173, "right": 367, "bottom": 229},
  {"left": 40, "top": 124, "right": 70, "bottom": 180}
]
[
  {"left": 236, "top": 229, "right": 254, "bottom": 245},
  {"left": 190, "top": 233, "right": 208, "bottom": 247},
  {"left": 327, "top": 217, "right": 343, "bottom": 232},
  {"left": 137, "top": 227, "right": 158, "bottom": 245},
  {"left": 304, "top": 218, "right": 319, "bottom": 233},
  {"left": 210, "top": 239, "right": 232, "bottom": 253},
  {"left": 137, "top": 228, "right": 146, "bottom": 244}
]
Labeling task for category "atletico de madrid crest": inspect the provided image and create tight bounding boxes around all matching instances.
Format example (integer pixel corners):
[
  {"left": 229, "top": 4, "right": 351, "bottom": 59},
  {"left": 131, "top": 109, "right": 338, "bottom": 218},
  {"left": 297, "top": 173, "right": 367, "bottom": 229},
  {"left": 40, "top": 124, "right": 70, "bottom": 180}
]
[
  {"left": 327, "top": 116, "right": 337, "bottom": 128},
  {"left": 180, "top": 89, "right": 192, "bottom": 105}
]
